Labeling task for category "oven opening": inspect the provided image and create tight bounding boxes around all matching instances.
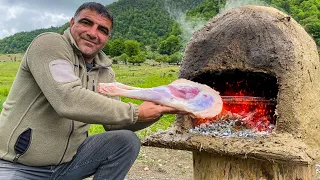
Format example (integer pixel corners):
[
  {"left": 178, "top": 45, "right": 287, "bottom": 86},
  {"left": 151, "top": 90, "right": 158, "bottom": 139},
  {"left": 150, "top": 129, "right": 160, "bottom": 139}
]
[{"left": 189, "top": 69, "right": 278, "bottom": 137}]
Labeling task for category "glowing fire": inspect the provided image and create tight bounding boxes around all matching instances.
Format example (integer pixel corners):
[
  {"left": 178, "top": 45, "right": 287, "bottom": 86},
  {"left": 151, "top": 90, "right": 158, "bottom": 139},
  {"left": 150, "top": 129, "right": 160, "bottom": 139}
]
[
  {"left": 193, "top": 84, "right": 276, "bottom": 133},
  {"left": 221, "top": 97, "right": 275, "bottom": 131}
]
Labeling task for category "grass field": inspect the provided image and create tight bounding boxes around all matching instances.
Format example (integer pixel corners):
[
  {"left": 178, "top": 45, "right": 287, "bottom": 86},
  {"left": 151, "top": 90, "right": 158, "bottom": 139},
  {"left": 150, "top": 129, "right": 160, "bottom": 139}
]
[
  {"left": 0, "top": 53, "right": 23, "bottom": 62},
  {"left": 0, "top": 62, "right": 20, "bottom": 111},
  {"left": 0, "top": 60, "right": 180, "bottom": 139}
]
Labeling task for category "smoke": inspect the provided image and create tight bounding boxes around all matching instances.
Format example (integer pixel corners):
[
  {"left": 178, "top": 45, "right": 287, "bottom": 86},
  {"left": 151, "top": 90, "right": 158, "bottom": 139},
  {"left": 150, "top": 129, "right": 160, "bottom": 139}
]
[
  {"left": 163, "top": 0, "right": 269, "bottom": 51},
  {"left": 220, "top": 0, "right": 268, "bottom": 13},
  {"left": 163, "top": 0, "right": 206, "bottom": 50},
  {"left": 175, "top": 16, "right": 206, "bottom": 48}
]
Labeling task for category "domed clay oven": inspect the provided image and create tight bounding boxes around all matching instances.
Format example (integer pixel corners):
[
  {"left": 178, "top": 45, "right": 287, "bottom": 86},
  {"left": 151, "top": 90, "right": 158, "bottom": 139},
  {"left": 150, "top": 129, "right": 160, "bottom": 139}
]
[{"left": 144, "top": 5, "right": 320, "bottom": 179}]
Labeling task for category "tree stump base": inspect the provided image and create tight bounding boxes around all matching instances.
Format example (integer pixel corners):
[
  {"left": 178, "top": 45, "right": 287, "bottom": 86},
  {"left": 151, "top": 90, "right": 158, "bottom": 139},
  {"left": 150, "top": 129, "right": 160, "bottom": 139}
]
[{"left": 193, "top": 151, "right": 316, "bottom": 180}]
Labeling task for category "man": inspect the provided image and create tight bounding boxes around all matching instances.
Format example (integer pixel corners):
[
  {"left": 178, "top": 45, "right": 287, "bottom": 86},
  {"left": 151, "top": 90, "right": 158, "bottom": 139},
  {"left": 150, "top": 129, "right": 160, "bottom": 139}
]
[{"left": 0, "top": 2, "right": 183, "bottom": 180}]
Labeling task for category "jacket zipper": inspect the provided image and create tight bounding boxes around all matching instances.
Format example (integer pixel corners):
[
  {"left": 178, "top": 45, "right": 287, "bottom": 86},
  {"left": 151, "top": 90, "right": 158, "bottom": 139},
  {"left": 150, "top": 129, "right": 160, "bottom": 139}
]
[
  {"left": 58, "top": 120, "right": 74, "bottom": 164},
  {"left": 13, "top": 154, "right": 21, "bottom": 163},
  {"left": 86, "top": 69, "right": 96, "bottom": 91},
  {"left": 92, "top": 79, "right": 95, "bottom": 92},
  {"left": 86, "top": 73, "right": 89, "bottom": 89},
  {"left": 13, "top": 128, "right": 33, "bottom": 163}
]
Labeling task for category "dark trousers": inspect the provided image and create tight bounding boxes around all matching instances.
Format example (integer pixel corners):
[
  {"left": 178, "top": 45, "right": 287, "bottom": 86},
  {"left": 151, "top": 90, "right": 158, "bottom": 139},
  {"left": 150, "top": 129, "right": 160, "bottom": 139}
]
[{"left": 0, "top": 130, "right": 141, "bottom": 180}]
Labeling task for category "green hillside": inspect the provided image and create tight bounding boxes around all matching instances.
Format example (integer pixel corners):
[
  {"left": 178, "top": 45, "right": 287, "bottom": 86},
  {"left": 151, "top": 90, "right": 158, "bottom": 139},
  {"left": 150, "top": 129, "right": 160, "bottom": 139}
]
[
  {"left": 0, "top": 0, "right": 203, "bottom": 54},
  {"left": 0, "top": 0, "right": 320, "bottom": 54},
  {"left": 0, "top": 27, "right": 60, "bottom": 54},
  {"left": 187, "top": 0, "right": 320, "bottom": 45}
]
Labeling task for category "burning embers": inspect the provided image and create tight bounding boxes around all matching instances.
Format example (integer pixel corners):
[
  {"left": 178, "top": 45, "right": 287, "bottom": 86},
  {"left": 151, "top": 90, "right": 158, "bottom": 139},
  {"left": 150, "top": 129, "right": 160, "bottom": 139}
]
[
  {"left": 190, "top": 70, "right": 278, "bottom": 137},
  {"left": 190, "top": 96, "right": 276, "bottom": 137}
]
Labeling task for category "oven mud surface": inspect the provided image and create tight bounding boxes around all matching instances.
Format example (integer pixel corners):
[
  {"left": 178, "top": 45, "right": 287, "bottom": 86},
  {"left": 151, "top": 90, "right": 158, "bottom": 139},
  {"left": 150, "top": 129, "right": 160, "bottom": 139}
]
[{"left": 125, "top": 146, "right": 319, "bottom": 180}]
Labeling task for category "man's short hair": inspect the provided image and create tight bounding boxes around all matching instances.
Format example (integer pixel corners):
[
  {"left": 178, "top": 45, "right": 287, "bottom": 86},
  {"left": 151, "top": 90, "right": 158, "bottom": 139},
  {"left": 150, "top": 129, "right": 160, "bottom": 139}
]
[{"left": 74, "top": 2, "right": 114, "bottom": 29}]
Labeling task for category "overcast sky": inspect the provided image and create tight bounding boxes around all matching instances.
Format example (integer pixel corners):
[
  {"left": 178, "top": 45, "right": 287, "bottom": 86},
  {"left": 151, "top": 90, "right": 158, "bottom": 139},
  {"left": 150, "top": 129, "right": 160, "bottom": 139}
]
[{"left": 0, "top": 0, "right": 118, "bottom": 39}]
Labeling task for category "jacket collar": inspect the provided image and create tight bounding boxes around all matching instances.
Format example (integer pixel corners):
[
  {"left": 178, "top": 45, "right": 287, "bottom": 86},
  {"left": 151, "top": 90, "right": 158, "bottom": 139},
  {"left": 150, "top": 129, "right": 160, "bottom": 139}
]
[{"left": 63, "top": 28, "right": 112, "bottom": 67}]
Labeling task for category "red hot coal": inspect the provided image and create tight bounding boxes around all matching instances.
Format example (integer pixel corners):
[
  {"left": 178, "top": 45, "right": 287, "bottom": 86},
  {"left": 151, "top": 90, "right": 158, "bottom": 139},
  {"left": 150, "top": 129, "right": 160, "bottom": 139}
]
[{"left": 192, "top": 70, "right": 277, "bottom": 134}]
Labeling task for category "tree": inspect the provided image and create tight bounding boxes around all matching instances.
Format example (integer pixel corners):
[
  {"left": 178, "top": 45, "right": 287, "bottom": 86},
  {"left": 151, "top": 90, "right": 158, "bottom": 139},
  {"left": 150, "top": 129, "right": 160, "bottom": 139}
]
[
  {"left": 128, "top": 54, "right": 146, "bottom": 65},
  {"left": 185, "top": 0, "right": 223, "bottom": 20},
  {"left": 111, "top": 56, "right": 120, "bottom": 64},
  {"left": 102, "top": 43, "right": 111, "bottom": 55},
  {"left": 119, "top": 53, "right": 129, "bottom": 64},
  {"left": 170, "top": 23, "right": 182, "bottom": 36},
  {"left": 124, "top": 40, "right": 140, "bottom": 57},
  {"left": 168, "top": 52, "right": 183, "bottom": 65},
  {"left": 0, "top": 26, "right": 60, "bottom": 54},
  {"left": 158, "top": 35, "right": 182, "bottom": 55},
  {"left": 56, "top": 23, "right": 70, "bottom": 34},
  {"left": 109, "top": 39, "right": 125, "bottom": 57},
  {"left": 155, "top": 54, "right": 169, "bottom": 63},
  {"left": 145, "top": 51, "right": 157, "bottom": 60},
  {"left": 301, "top": 16, "right": 320, "bottom": 44}
]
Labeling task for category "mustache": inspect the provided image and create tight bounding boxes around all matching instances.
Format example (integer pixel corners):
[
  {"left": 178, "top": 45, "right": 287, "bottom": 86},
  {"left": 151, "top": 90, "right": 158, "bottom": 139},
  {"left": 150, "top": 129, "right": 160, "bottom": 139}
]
[{"left": 82, "top": 35, "right": 99, "bottom": 44}]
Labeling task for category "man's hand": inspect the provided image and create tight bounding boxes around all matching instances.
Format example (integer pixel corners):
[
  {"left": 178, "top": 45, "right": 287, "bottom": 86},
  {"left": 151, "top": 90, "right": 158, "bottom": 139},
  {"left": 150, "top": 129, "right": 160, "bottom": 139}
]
[{"left": 137, "top": 101, "right": 188, "bottom": 122}]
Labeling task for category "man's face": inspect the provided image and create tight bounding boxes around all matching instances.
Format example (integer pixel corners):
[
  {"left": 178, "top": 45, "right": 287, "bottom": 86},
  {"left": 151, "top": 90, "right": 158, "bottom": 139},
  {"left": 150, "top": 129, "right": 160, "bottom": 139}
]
[{"left": 70, "top": 9, "right": 112, "bottom": 60}]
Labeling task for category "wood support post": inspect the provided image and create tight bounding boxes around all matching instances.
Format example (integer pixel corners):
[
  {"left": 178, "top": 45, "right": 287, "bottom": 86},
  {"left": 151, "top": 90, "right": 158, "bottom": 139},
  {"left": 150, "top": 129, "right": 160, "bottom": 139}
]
[{"left": 193, "top": 151, "right": 316, "bottom": 180}]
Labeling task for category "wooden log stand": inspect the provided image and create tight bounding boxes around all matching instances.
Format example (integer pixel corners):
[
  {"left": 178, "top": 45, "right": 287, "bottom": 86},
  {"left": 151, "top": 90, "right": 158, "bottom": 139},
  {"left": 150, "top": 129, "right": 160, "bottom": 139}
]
[
  {"left": 143, "top": 127, "right": 318, "bottom": 180},
  {"left": 193, "top": 151, "right": 316, "bottom": 180}
]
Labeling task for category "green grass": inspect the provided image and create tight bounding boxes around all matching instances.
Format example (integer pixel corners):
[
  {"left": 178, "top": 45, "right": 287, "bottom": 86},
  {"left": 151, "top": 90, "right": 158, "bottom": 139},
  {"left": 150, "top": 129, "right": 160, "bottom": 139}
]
[
  {"left": 0, "top": 61, "right": 180, "bottom": 140},
  {"left": 0, "top": 53, "right": 23, "bottom": 62},
  {"left": 0, "top": 62, "right": 21, "bottom": 110}
]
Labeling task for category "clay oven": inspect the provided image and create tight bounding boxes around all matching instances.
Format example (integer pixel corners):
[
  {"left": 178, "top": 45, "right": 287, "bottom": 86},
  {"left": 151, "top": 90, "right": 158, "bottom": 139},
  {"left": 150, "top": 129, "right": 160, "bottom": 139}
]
[{"left": 144, "top": 5, "right": 320, "bottom": 180}]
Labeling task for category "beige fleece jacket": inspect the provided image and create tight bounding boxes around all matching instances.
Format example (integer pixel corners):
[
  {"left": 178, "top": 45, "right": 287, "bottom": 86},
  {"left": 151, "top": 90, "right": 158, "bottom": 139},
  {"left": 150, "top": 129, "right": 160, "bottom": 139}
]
[{"left": 0, "top": 28, "right": 139, "bottom": 166}]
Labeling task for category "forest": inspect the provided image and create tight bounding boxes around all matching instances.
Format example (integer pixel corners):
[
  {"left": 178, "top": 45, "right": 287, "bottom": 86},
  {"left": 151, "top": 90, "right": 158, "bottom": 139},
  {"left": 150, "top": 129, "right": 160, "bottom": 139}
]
[{"left": 0, "top": 0, "right": 319, "bottom": 64}]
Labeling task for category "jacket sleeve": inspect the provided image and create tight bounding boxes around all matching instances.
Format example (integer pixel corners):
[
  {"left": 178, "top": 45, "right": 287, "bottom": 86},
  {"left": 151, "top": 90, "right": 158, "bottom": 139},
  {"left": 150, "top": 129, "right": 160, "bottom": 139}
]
[
  {"left": 103, "top": 120, "right": 158, "bottom": 132},
  {"left": 25, "top": 33, "right": 138, "bottom": 126}
]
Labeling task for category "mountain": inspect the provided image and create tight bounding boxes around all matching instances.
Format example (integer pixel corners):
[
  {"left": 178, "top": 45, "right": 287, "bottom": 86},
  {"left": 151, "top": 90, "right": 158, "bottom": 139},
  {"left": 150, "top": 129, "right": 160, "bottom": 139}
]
[
  {"left": 0, "top": 0, "right": 319, "bottom": 54},
  {"left": 0, "top": 27, "right": 60, "bottom": 54},
  {"left": 0, "top": 0, "right": 203, "bottom": 54}
]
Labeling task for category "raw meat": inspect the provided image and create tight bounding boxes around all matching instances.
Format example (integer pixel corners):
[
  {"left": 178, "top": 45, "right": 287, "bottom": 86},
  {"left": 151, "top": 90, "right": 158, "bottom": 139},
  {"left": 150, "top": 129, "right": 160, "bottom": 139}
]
[{"left": 98, "top": 79, "right": 223, "bottom": 118}]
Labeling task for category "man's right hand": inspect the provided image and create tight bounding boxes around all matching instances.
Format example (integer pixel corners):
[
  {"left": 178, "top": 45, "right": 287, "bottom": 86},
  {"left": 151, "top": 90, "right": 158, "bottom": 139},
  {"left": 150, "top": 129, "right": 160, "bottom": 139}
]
[{"left": 137, "top": 101, "right": 188, "bottom": 122}]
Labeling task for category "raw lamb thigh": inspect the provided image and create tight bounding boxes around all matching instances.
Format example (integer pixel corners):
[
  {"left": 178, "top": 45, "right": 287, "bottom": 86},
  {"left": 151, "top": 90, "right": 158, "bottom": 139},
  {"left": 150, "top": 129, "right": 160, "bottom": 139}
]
[{"left": 98, "top": 79, "right": 223, "bottom": 119}]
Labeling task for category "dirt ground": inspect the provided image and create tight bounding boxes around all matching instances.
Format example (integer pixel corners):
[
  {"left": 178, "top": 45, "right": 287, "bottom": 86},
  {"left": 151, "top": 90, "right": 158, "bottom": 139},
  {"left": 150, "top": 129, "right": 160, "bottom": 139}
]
[
  {"left": 126, "top": 146, "right": 320, "bottom": 180},
  {"left": 126, "top": 146, "right": 193, "bottom": 180}
]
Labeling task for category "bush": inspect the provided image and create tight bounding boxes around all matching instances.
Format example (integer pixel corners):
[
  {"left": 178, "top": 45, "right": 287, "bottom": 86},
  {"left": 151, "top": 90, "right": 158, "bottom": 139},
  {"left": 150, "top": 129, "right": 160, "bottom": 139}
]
[
  {"left": 124, "top": 40, "right": 141, "bottom": 57},
  {"left": 128, "top": 54, "right": 146, "bottom": 65},
  {"left": 154, "top": 54, "right": 169, "bottom": 63},
  {"left": 168, "top": 52, "right": 183, "bottom": 65},
  {"left": 119, "top": 53, "right": 129, "bottom": 64}
]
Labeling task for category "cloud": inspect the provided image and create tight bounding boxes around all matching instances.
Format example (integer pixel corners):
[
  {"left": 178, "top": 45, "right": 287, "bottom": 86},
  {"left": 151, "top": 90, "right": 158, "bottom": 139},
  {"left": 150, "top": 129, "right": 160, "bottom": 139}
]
[{"left": 0, "top": 0, "right": 118, "bottom": 39}]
